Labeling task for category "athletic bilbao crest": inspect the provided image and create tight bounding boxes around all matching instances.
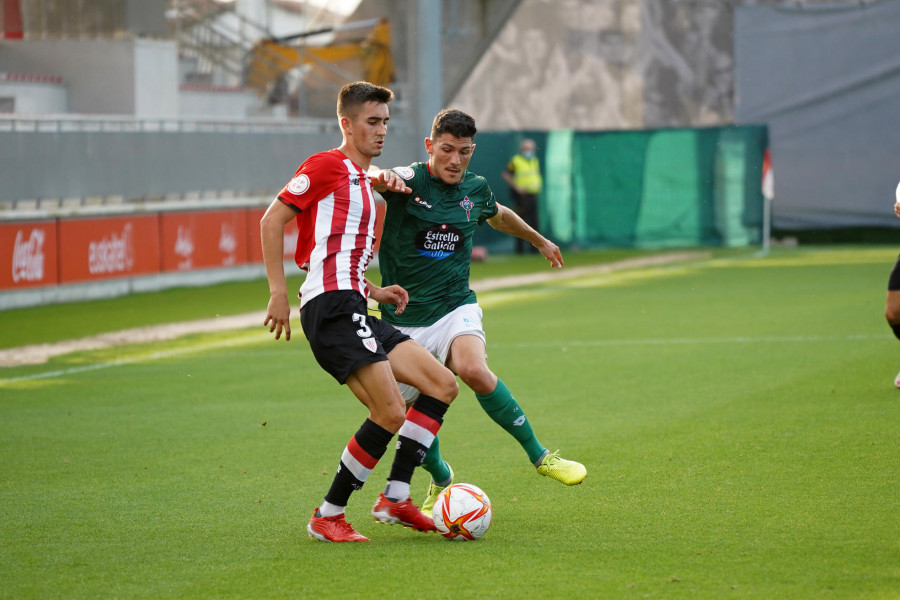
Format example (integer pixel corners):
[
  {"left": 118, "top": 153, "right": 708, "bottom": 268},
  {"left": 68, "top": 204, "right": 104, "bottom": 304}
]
[
  {"left": 460, "top": 196, "right": 474, "bottom": 221},
  {"left": 287, "top": 174, "right": 310, "bottom": 195},
  {"left": 363, "top": 337, "right": 377, "bottom": 353}
]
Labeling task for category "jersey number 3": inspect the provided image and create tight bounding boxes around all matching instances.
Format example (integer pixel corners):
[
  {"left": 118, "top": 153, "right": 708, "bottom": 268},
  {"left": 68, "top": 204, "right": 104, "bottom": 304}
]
[{"left": 352, "top": 313, "right": 372, "bottom": 338}]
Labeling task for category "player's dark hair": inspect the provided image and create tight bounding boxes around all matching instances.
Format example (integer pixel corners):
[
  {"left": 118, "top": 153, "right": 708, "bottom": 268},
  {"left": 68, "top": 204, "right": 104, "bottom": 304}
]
[
  {"left": 336, "top": 81, "right": 394, "bottom": 118},
  {"left": 430, "top": 109, "right": 477, "bottom": 140}
]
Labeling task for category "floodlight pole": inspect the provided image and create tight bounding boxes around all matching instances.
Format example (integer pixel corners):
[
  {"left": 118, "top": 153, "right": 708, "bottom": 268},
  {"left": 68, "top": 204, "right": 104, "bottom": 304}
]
[{"left": 415, "top": 0, "right": 442, "bottom": 146}]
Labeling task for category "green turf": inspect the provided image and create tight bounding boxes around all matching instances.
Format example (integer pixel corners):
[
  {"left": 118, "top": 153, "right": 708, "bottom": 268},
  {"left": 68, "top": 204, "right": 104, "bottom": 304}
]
[
  {"left": 1, "top": 247, "right": 898, "bottom": 599},
  {"left": 0, "top": 249, "right": 654, "bottom": 350}
]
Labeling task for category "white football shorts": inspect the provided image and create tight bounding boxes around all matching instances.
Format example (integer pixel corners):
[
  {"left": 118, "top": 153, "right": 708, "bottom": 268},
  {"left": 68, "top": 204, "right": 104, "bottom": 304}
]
[{"left": 395, "top": 302, "right": 486, "bottom": 403}]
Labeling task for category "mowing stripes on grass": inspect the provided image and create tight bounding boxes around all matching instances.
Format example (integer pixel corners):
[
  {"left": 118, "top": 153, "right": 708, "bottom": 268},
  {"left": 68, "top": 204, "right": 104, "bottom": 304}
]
[
  {"left": 3, "top": 330, "right": 887, "bottom": 384},
  {"left": 1, "top": 247, "right": 898, "bottom": 599},
  {"left": 0, "top": 331, "right": 266, "bottom": 385},
  {"left": 493, "top": 332, "right": 887, "bottom": 350}
]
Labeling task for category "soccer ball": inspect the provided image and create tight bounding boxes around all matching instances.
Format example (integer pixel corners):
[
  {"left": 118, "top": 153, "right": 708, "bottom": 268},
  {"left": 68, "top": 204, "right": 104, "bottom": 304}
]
[{"left": 432, "top": 483, "right": 492, "bottom": 541}]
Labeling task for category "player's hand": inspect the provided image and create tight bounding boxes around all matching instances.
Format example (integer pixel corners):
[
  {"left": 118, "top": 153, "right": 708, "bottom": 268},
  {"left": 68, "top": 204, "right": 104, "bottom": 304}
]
[
  {"left": 372, "top": 169, "right": 411, "bottom": 194},
  {"left": 264, "top": 294, "right": 292, "bottom": 341},
  {"left": 535, "top": 239, "right": 564, "bottom": 269},
  {"left": 367, "top": 282, "right": 409, "bottom": 314},
  {"left": 894, "top": 201, "right": 900, "bottom": 218}
]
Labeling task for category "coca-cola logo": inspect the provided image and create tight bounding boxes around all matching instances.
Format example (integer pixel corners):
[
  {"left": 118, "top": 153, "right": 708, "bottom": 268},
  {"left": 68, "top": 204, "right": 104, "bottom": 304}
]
[
  {"left": 12, "top": 229, "right": 46, "bottom": 283},
  {"left": 88, "top": 223, "right": 135, "bottom": 274}
]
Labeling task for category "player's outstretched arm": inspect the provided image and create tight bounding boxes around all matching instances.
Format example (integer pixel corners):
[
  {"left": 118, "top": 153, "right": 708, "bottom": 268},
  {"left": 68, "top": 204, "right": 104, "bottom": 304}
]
[
  {"left": 370, "top": 168, "right": 412, "bottom": 194},
  {"left": 487, "top": 203, "right": 564, "bottom": 269}
]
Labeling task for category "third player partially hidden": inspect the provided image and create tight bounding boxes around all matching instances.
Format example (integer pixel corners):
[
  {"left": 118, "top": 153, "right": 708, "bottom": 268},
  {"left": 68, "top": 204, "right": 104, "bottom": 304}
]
[
  {"left": 884, "top": 181, "right": 900, "bottom": 387},
  {"left": 372, "top": 108, "right": 587, "bottom": 516}
]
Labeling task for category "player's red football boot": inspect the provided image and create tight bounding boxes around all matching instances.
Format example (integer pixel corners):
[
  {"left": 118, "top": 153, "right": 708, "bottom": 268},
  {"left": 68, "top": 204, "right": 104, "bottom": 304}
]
[
  {"left": 307, "top": 509, "right": 370, "bottom": 542},
  {"left": 371, "top": 493, "right": 437, "bottom": 532}
]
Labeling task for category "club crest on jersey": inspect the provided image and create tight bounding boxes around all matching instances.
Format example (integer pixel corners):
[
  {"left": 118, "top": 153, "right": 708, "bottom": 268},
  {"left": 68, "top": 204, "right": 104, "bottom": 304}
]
[
  {"left": 362, "top": 337, "right": 378, "bottom": 353},
  {"left": 413, "top": 196, "right": 433, "bottom": 209},
  {"left": 394, "top": 166, "right": 415, "bottom": 180},
  {"left": 287, "top": 174, "right": 310, "bottom": 195},
  {"left": 460, "top": 196, "right": 475, "bottom": 221}
]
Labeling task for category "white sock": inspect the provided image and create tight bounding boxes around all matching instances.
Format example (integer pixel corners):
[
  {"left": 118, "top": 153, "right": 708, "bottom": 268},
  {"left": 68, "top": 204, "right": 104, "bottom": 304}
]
[
  {"left": 384, "top": 480, "right": 410, "bottom": 502},
  {"left": 318, "top": 501, "right": 344, "bottom": 518}
]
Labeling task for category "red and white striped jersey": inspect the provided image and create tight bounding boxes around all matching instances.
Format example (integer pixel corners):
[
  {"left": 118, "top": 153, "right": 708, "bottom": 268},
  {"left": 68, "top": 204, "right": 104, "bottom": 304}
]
[{"left": 277, "top": 149, "right": 377, "bottom": 308}]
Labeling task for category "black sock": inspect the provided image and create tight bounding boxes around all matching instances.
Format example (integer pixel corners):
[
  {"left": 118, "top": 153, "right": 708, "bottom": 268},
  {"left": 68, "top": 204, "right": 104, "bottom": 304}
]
[
  {"left": 387, "top": 395, "right": 449, "bottom": 486},
  {"left": 323, "top": 419, "right": 393, "bottom": 508}
]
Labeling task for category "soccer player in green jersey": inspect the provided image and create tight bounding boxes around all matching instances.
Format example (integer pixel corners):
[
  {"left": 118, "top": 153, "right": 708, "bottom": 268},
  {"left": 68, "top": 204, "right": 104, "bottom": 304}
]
[{"left": 372, "top": 109, "right": 586, "bottom": 516}]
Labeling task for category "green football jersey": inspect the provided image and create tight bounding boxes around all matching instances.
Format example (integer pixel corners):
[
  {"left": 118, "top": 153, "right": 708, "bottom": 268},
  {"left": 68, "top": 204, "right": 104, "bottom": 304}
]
[{"left": 378, "top": 162, "right": 498, "bottom": 327}]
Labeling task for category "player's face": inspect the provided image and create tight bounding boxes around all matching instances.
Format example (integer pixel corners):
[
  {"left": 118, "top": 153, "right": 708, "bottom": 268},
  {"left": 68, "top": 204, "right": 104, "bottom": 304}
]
[
  {"left": 344, "top": 101, "right": 390, "bottom": 158},
  {"left": 425, "top": 133, "right": 475, "bottom": 185}
]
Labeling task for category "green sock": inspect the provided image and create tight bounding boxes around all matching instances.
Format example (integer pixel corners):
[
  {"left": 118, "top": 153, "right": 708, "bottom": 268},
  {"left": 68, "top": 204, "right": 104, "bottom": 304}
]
[
  {"left": 421, "top": 434, "right": 452, "bottom": 485},
  {"left": 476, "top": 379, "right": 546, "bottom": 464}
]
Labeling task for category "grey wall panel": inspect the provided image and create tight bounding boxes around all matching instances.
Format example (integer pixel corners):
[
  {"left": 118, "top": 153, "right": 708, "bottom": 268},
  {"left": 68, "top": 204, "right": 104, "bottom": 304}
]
[
  {"left": 735, "top": 1, "right": 900, "bottom": 230},
  {"left": 0, "top": 128, "right": 420, "bottom": 204}
]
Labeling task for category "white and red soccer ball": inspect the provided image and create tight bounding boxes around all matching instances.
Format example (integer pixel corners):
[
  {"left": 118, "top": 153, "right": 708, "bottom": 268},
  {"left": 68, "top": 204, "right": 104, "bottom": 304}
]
[{"left": 432, "top": 483, "right": 492, "bottom": 541}]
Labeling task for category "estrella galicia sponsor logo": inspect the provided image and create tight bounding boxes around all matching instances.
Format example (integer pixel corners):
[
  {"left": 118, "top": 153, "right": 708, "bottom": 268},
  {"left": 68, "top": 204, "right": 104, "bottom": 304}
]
[
  {"left": 415, "top": 224, "right": 463, "bottom": 260},
  {"left": 413, "top": 196, "right": 433, "bottom": 209}
]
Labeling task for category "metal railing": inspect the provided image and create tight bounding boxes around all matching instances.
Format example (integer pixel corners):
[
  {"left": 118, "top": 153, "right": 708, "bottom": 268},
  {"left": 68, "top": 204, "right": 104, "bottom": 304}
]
[{"left": 0, "top": 113, "right": 340, "bottom": 134}]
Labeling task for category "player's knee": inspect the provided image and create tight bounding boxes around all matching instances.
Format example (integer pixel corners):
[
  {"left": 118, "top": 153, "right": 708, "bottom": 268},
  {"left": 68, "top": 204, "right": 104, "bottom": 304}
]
[
  {"left": 456, "top": 363, "right": 494, "bottom": 395},
  {"left": 434, "top": 371, "right": 459, "bottom": 404},
  {"left": 370, "top": 402, "right": 407, "bottom": 433},
  {"left": 382, "top": 406, "right": 407, "bottom": 432}
]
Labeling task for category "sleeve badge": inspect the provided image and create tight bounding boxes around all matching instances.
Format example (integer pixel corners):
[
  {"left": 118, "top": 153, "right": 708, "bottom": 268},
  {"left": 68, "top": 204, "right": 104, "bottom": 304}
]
[
  {"left": 287, "top": 174, "right": 310, "bottom": 195},
  {"left": 393, "top": 166, "right": 415, "bottom": 180}
]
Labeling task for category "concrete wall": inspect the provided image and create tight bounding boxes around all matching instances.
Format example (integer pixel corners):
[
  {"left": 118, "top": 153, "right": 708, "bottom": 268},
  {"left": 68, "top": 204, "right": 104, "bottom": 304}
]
[
  {"left": 450, "top": 0, "right": 880, "bottom": 131},
  {"left": 0, "top": 38, "right": 178, "bottom": 116},
  {"left": 133, "top": 38, "right": 178, "bottom": 118},
  {"left": 0, "top": 76, "right": 67, "bottom": 113},
  {"left": 179, "top": 87, "right": 262, "bottom": 119},
  {"left": 0, "top": 122, "right": 420, "bottom": 206},
  {"left": 125, "top": 0, "right": 166, "bottom": 38}
]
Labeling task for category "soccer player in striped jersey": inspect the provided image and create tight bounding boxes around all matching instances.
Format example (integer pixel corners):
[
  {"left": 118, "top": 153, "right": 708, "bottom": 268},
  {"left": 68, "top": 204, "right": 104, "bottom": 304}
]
[
  {"left": 260, "top": 82, "right": 458, "bottom": 542},
  {"left": 372, "top": 109, "right": 587, "bottom": 518}
]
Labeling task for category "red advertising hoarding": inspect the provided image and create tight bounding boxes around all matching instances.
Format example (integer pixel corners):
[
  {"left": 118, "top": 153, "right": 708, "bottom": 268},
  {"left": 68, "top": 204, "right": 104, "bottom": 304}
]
[
  {"left": 0, "top": 202, "right": 387, "bottom": 293},
  {"left": 58, "top": 215, "right": 160, "bottom": 284},
  {"left": 160, "top": 210, "right": 248, "bottom": 272},
  {"left": 0, "top": 221, "right": 59, "bottom": 289},
  {"left": 246, "top": 207, "right": 304, "bottom": 263}
]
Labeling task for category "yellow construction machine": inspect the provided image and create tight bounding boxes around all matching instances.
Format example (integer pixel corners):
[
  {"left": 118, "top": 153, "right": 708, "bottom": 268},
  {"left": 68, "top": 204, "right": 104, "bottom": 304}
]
[{"left": 245, "top": 17, "right": 393, "bottom": 107}]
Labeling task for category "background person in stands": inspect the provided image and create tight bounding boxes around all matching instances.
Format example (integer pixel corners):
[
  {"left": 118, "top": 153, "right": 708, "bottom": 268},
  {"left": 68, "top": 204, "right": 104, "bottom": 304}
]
[{"left": 502, "top": 138, "right": 543, "bottom": 255}]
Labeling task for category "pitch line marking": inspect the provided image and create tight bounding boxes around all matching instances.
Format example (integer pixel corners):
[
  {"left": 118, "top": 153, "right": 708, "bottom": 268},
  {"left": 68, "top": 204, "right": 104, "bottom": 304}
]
[{"left": 494, "top": 333, "right": 887, "bottom": 350}]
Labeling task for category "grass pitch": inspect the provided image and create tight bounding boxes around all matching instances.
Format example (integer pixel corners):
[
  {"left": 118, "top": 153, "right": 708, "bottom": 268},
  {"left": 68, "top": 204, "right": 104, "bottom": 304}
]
[{"left": 1, "top": 247, "right": 898, "bottom": 599}]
